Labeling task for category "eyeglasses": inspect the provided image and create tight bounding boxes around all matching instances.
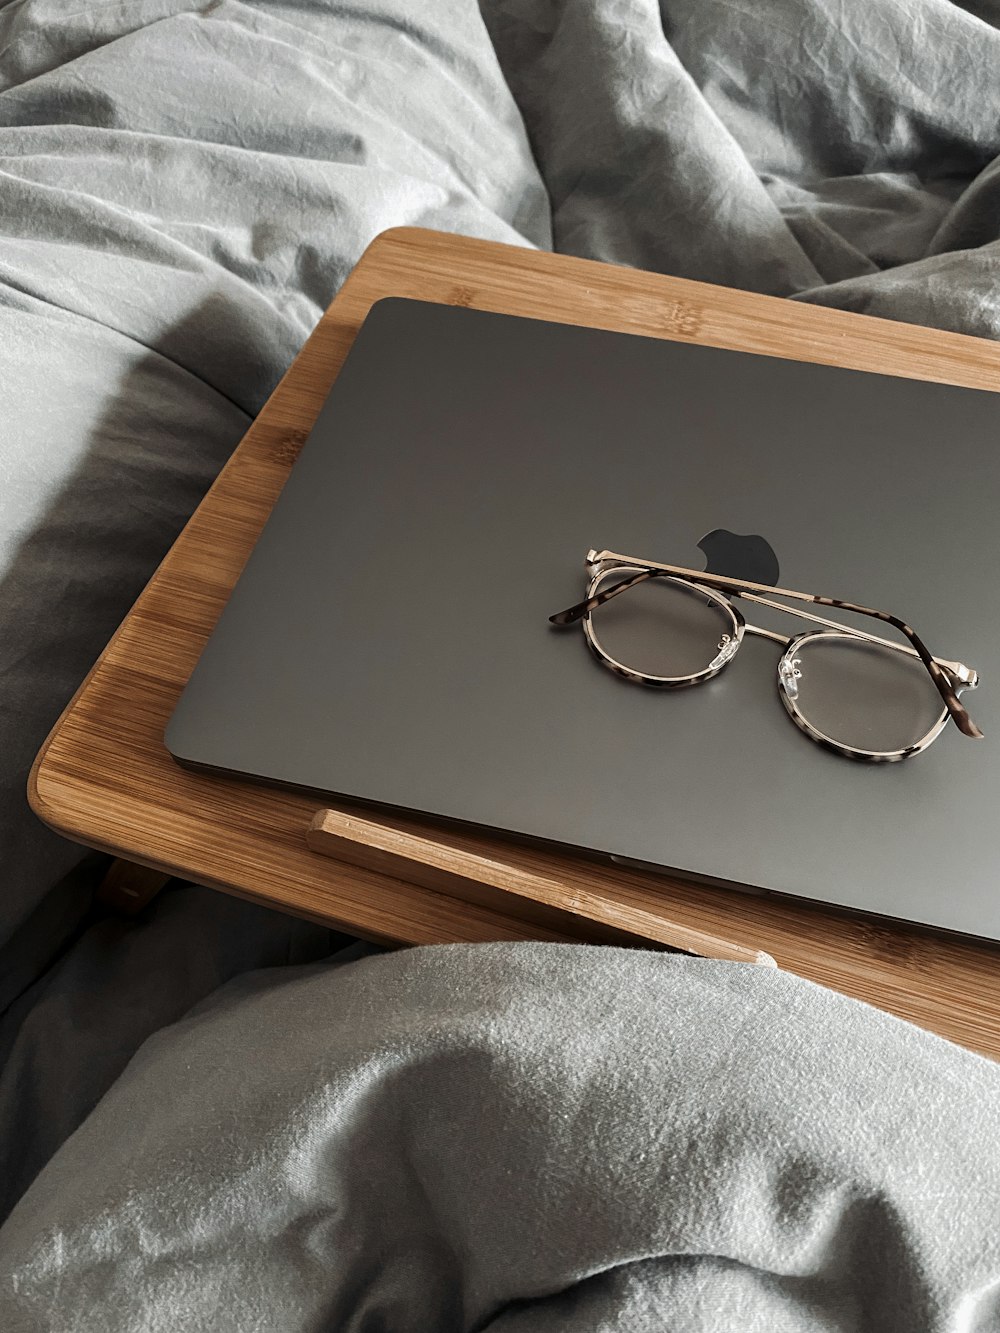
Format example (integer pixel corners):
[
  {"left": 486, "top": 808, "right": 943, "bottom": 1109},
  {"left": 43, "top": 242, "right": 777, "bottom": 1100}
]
[{"left": 549, "top": 549, "right": 982, "bottom": 762}]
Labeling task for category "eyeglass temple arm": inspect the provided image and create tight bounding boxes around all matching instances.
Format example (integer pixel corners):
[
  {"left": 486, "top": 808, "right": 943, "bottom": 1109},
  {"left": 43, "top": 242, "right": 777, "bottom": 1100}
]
[
  {"left": 741, "top": 592, "right": 976, "bottom": 688},
  {"left": 549, "top": 569, "right": 656, "bottom": 628},
  {"left": 549, "top": 555, "right": 983, "bottom": 740}
]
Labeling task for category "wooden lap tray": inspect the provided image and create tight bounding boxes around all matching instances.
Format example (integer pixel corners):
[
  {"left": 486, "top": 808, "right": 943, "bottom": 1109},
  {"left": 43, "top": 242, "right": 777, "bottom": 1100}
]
[{"left": 29, "top": 227, "right": 1000, "bottom": 1058}]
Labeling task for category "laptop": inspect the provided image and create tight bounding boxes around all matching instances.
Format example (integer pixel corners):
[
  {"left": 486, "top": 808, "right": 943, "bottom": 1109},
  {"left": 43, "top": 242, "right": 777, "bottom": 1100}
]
[{"left": 166, "top": 297, "right": 1000, "bottom": 940}]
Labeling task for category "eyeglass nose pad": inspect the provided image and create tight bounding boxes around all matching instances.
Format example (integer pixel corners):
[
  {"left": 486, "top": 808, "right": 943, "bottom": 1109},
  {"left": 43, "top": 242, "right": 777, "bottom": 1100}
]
[
  {"left": 708, "top": 633, "right": 741, "bottom": 672},
  {"left": 778, "top": 655, "right": 803, "bottom": 700}
]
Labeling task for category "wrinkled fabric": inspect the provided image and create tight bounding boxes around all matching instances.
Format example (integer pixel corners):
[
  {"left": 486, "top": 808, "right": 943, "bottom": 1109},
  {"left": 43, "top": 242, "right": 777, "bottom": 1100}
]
[
  {"left": 2, "top": 944, "right": 1000, "bottom": 1332},
  {"left": 484, "top": 0, "right": 1000, "bottom": 336},
  {"left": 0, "top": 877, "right": 351, "bottom": 1221},
  {"left": 3, "top": 0, "right": 1000, "bottom": 1322}
]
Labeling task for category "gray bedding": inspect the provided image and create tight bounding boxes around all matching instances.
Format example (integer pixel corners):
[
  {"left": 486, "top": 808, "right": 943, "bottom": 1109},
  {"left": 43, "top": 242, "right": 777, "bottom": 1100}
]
[
  {"left": 5, "top": 944, "right": 1000, "bottom": 1332},
  {"left": 2, "top": 0, "right": 1000, "bottom": 1326}
]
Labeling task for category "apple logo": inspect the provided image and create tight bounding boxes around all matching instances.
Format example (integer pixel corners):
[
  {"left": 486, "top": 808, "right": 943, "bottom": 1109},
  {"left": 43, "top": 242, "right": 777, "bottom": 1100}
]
[{"left": 698, "top": 529, "right": 780, "bottom": 587}]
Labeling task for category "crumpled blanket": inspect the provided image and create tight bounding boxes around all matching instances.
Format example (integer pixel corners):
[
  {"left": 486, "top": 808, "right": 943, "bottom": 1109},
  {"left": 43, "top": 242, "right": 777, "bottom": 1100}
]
[
  {"left": 2, "top": 943, "right": 999, "bottom": 1331},
  {"left": 3, "top": 0, "right": 1000, "bottom": 1324}
]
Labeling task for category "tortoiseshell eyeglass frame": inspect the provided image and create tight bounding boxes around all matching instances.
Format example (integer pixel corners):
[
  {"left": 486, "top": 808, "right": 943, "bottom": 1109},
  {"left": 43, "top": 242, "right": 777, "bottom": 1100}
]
[{"left": 549, "top": 549, "right": 982, "bottom": 763}]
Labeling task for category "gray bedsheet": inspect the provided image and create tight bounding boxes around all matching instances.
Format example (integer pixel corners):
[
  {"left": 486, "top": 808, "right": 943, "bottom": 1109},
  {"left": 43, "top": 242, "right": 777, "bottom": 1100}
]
[
  {"left": 4, "top": 944, "right": 1000, "bottom": 1332},
  {"left": 2, "top": 0, "right": 1000, "bottom": 1325}
]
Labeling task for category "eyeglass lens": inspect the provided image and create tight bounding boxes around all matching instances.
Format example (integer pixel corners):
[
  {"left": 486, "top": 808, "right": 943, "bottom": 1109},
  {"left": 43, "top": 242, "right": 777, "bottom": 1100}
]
[
  {"left": 785, "top": 635, "right": 947, "bottom": 754},
  {"left": 588, "top": 574, "right": 735, "bottom": 679}
]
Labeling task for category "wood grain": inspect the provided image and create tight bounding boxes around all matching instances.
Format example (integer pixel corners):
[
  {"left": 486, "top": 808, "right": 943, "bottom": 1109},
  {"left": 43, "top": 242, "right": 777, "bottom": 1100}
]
[
  {"left": 29, "top": 227, "right": 1000, "bottom": 1057},
  {"left": 307, "top": 810, "right": 776, "bottom": 966}
]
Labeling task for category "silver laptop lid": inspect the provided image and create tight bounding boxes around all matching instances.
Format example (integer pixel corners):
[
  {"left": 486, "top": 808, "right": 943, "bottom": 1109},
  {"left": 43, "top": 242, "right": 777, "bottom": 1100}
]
[{"left": 167, "top": 298, "right": 999, "bottom": 939}]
